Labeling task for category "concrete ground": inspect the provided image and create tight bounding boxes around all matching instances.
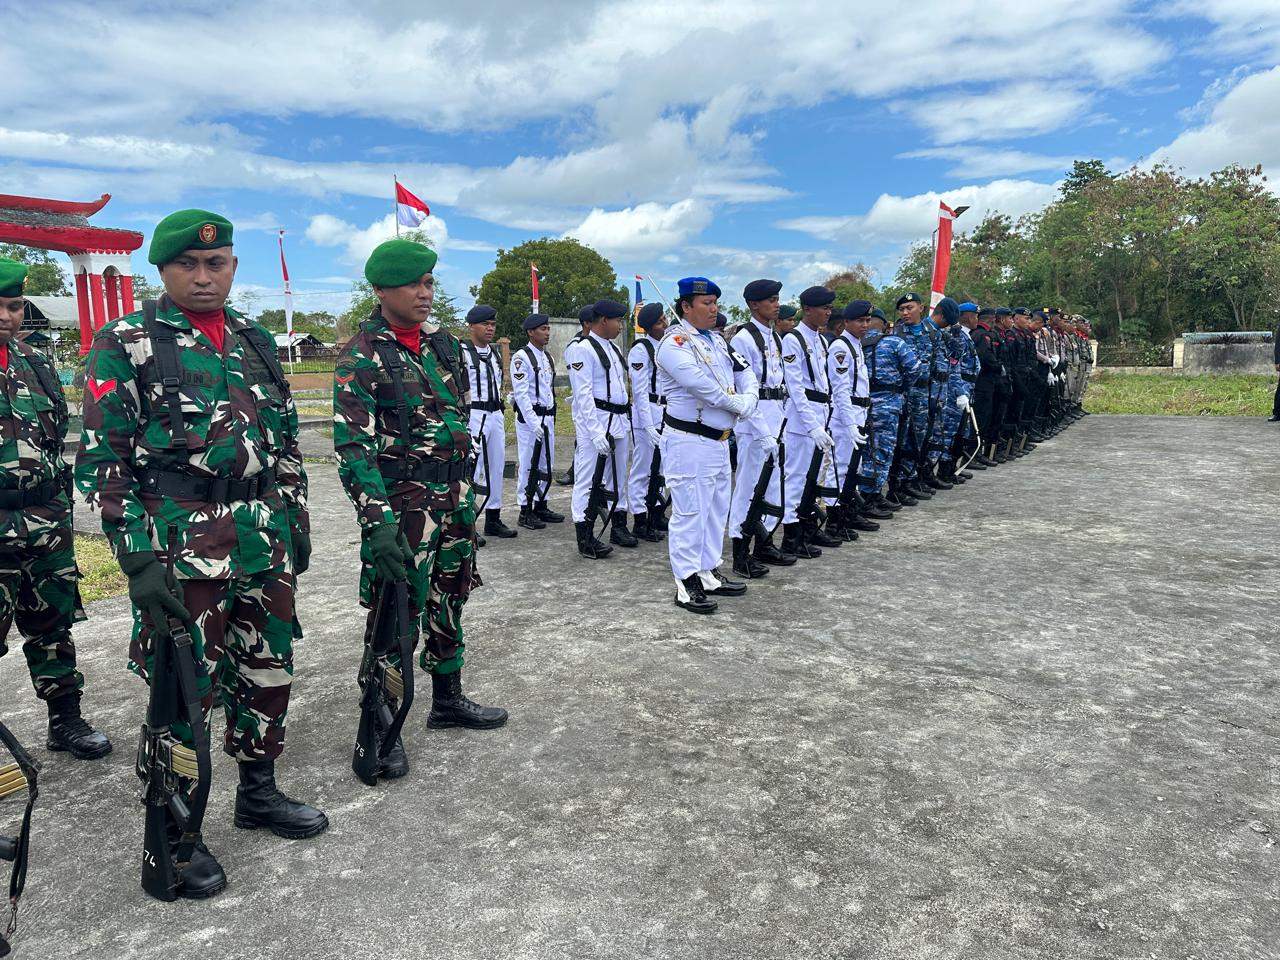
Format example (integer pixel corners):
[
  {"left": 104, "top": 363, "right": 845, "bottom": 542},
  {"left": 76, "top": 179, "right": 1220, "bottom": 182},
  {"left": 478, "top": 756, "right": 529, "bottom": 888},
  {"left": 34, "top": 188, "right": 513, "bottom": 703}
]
[{"left": 2, "top": 414, "right": 1278, "bottom": 960}]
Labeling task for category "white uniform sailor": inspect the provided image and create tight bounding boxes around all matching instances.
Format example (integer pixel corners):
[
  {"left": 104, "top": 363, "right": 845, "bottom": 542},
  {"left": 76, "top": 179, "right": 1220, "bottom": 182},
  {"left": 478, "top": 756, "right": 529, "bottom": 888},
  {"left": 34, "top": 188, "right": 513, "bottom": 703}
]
[
  {"left": 625, "top": 302, "right": 669, "bottom": 542},
  {"left": 727, "top": 278, "right": 791, "bottom": 579},
  {"left": 655, "top": 277, "right": 763, "bottom": 615},
  {"left": 834, "top": 300, "right": 880, "bottom": 535},
  {"left": 780, "top": 286, "right": 844, "bottom": 559},
  {"left": 567, "top": 299, "right": 634, "bottom": 558},
  {"left": 510, "top": 313, "right": 564, "bottom": 530},
  {"left": 462, "top": 305, "right": 515, "bottom": 540},
  {"left": 822, "top": 312, "right": 857, "bottom": 540}
]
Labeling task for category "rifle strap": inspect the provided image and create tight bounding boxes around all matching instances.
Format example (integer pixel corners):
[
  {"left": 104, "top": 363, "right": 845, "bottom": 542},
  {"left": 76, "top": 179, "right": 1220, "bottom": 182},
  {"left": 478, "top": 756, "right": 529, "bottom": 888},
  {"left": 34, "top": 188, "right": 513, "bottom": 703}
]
[
  {"left": 170, "top": 626, "right": 211, "bottom": 867},
  {"left": 0, "top": 720, "right": 36, "bottom": 933}
]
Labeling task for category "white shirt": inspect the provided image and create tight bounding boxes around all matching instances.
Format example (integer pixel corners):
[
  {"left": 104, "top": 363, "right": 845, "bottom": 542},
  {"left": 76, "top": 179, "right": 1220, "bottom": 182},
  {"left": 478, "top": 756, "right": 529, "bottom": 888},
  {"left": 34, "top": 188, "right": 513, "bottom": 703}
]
[
  {"left": 462, "top": 341, "right": 503, "bottom": 410},
  {"left": 656, "top": 321, "right": 762, "bottom": 433},
  {"left": 780, "top": 322, "right": 831, "bottom": 435},
  {"left": 567, "top": 332, "right": 629, "bottom": 441},
  {"left": 510, "top": 342, "right": 554, "bottom": 424},
  {"left": 842, "top": 330, "right": 870, "bottom": 429},
  {"left": 627, "top": 335, "right": 664, "bottom": 432},
  {"left": 825, "top": 333, "right": 855, "bottom": 430},
  {"left": 729, "top": 318, "right": 786, "bottom": 438}
]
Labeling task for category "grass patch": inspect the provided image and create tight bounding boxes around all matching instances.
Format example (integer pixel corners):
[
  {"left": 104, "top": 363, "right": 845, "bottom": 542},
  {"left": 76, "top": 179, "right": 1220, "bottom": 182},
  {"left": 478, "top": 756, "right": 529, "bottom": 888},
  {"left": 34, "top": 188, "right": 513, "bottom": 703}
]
[
  {"left": 1087, "top": 372, "right": 1276, "bottom": 416},
  {"left": 76, "top": 534, "right": 128, "bottom": 604}
]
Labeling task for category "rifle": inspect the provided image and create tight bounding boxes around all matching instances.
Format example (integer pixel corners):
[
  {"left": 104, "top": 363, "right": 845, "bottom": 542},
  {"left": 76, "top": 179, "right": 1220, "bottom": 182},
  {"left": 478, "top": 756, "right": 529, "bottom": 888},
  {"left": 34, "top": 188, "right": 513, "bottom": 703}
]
[
  {"left": 798, "top": 445, "right": 839, "bottom": 522},
  {"left": 743, "top": 450, "right": 781, "bottom": 541},
  {"left": 0, "top": 720, "right": 38, "bottom": 955},
  {"left": 644, "top": 445, "right": 669, "bottom": 519},
  {"left": 353, "top": 572, "right": 415, "bottom": 787},
  {"left": 837, "top": 435, "right": 866, "bottom": 507},
  {"left": 584, "top": 441, "right": 617, "bottom": 538},
  {"left": 136, "top": 567, "right": 211, "bottom": 902},
  {"left": 470, "top": 413, "right": 492, "bottom": 514}
]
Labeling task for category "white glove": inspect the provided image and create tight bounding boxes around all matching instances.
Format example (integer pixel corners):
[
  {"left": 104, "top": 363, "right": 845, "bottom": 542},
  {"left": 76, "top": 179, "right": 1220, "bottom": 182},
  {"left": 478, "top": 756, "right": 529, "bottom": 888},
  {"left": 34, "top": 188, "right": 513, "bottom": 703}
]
[
  {"left": 645, "top": 426, "right": 662, "bottom": 447},
  {"left": 809, "top": 426, "right": 834, "bottom": 451},
  {"left": 723, "top": 394, "right": 750, "bottom": 417},
  {"left": 754, "top": 433, "right": 779, "bottom": 459},
  {"left": 956, "top": 394, "right": 970, "bottom": 412},
  {"left": 852, "top": 426, "right": 867, "bottom": 447},
  {"left": 591, "top": 433, "right": 612, "bottom": 456},
  {"left": 1046, "top": 370, "right": 1054, "bottom": 385},
  {"left": 737, "top": 393, "right": 759, "bottom": 418}
]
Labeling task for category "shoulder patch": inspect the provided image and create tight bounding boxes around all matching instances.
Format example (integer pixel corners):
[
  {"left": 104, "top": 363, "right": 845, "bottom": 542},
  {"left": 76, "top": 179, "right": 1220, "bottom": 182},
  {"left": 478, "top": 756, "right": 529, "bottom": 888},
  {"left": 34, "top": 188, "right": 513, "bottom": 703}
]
[
  {"left": 85, "top": 377, "right": 117, "bottom": 402},
  {"left": 672, "top": 334, "right": 686, "bottom": 346},
  {"left": 783, "top": 353, "right": 797, "bottom": 363},
  {"left": 631, "top": 361, "right": 645, "bottom": 370},
  {"left": 570, "top": 361, "right": 584, "bottom": 371}
]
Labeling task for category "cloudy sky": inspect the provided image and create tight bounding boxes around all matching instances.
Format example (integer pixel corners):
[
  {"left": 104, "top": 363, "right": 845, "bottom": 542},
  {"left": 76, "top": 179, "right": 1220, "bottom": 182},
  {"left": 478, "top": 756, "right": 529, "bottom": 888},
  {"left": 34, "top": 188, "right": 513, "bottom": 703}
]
[{"left": 4, "top": 0, "right": 1279, "bottom": 315}]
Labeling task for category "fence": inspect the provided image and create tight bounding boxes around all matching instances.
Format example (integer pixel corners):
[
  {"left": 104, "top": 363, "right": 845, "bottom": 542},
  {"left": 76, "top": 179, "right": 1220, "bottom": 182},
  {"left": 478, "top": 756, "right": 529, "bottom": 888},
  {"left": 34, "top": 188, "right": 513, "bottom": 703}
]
[{"left": 1095, "top": 342, "right": 1173, "bottom": 367}]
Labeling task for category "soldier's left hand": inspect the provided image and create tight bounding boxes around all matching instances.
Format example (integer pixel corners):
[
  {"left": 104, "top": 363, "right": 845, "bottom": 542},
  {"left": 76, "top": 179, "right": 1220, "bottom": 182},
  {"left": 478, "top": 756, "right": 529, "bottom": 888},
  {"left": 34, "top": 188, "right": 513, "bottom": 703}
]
[{"left": 292, "top": 530, "right": 312, "bottom": 575}]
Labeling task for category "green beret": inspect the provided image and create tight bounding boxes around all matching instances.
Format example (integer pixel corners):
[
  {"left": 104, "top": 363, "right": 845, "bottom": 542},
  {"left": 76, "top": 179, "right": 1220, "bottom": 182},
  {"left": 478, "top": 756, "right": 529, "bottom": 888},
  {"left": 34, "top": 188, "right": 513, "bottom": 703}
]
[
  {"left": 148, "top": 209, "right": 234, "bottom": 266},
  {"left": 364, "top": 239, "right": 438, "bottom": 288},
  {"left": 0, "top": 258, "right": 28, "bottom": 298}
]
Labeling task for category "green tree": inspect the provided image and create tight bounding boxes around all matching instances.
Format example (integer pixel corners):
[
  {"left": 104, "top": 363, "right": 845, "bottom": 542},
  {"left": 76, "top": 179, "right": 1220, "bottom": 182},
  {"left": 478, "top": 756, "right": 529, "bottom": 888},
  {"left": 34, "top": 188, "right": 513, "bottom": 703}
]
[
  {"left": 131, "top": 275, "right": 163, "bottom": 301},
  {"left": 257, "top": 309, "right": 339, "bottom": 341},
  {"left": 338, "top": 279, "right": 462, "bottom": 342},
  {"left": 823, "top": 264, "right": 878, "bottom": 308},
  {"left": 0, "top": 244, "right": 68, "bottom": 295},
  {"left": 471, "top": 237, "right": 625, "bottom": 348}
]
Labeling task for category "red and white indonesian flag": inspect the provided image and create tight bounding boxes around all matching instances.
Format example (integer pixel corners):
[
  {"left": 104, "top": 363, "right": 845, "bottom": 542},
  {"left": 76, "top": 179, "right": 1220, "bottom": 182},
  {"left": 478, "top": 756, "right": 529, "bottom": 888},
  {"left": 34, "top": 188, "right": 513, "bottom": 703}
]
[
  {"left": 277, "top": 229, "right": 294, "bottom": 347},
  {"left": 929, "top": 200, "right": 957, "bottom": 309},
  {"left": 395, "top": 181, "right": 430, "bottom": 228},
  {"left": 530, "top": 262, "right": 541, "bottom": 313}
]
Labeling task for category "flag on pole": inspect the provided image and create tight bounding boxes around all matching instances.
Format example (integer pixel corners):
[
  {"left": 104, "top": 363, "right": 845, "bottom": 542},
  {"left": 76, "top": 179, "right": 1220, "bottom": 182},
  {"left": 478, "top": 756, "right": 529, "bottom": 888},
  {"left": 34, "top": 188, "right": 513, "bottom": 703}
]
[
  {"left": 530, "top": 262, "right": 540, "bottom": 314},
  {"left": 634, "top": 275, "right": 644, "bottom": 306},
  {"left": 277, "top": 229, "right": 295, "bottom": 364},
  {"left": 929, "top": 200, "right": 957, "bottom": 309},
  {"left": 395, "top": 180, "right": 430, "bottom": 228}
]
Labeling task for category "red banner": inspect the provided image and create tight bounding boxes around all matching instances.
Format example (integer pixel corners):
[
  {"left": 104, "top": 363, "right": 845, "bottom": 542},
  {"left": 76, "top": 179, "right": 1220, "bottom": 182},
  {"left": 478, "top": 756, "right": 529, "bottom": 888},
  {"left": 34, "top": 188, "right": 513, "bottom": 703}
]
[
  {"left": 530, "top": 262, "right": 540, "bottom": 313},
  {"left": 929, "top": 200, "right": 957, "bottom": 308}
]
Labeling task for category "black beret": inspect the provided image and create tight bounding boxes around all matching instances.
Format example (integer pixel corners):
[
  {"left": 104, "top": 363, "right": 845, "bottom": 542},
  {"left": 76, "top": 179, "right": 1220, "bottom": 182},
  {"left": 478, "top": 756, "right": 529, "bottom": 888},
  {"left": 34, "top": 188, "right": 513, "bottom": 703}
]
[
  {"left": 933, "top": 297, "right": 960, "bottom": 326},
  {"left": 870, "top": 307, "right": 887, "bottom": 321},
  {"left": 742, "top": 278, "right": 783, "bottom": 302},
  {"left": 843, "top": 299, "right": 872, "bottom": 320},
  {"left": 995, "top": 307, "right": 1012, "bottom": 316},
  {"left": 778, "top": 304, "right": 798, "bottom": 320},
  {"left": 578, "top": 305, "right": 595, "bottom": 324},
  {"left": 466, "top": 304, "right": 497, "bottom": 324},
  {"left": 523, "top": 313, "right": 550, "bottom": 331},
  {"left": 895, "top": 292, "right": 923, "bottom": 308},
  {"left": 592, "top": 299, "right": 626, "bottom": 320},
  {"left": 799, "top": 286, "right": 835, "bottom": 307},
  {"left": 1012, "top": 307, "right": 1029, "bottom": 316},
  {"left": 637, "top": 302, "right": 665, "bottom": 330},
  {"left": 978, "top": 307, "right": 996, "bottom": 318}
]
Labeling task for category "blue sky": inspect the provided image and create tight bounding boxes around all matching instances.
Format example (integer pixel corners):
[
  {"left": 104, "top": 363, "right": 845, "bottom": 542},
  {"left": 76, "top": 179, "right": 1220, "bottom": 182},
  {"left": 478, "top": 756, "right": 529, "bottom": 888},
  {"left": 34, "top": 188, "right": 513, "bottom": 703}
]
[{"left": 4, "top": 0, "right": 1279, "bottom": 318}]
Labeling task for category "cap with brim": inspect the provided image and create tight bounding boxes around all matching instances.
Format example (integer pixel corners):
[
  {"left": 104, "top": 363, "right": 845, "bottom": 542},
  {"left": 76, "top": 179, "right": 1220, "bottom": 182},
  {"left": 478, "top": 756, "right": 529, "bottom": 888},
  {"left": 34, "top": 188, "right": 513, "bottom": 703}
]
[
  {"left": 466, "top": 304, "right": 497, "bottom": 324},
  {"left": 637, "top": 302, "right": 665, "bottom": 330},
  {"left": 148, "top": 209, "right": 234, "bottom": 266},
  {"left": 0, "top": 258, "right": 28, "bottom": 298},
  {"left": 742, "top": 278, "right": 782, "bottom": 302},
  {"left": 523, "top": 313, "right": 550, "bottom": 331},
  {"left": 364, "top": 239, "right": 438, "bottom": 288}
]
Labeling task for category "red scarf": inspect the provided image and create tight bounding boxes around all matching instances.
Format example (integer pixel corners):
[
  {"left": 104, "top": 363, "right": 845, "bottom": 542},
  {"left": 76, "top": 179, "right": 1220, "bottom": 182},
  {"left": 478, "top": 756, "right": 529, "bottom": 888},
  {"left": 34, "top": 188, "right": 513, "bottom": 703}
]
[
  {"left": 0, "top": 344, "right": 8, "bottom": 369},
  {"left": 391, "top": 324, "right": 422, "bottom": 355},
  {"left": 179, "top": 305, "right": 226, "bottom": 351}
]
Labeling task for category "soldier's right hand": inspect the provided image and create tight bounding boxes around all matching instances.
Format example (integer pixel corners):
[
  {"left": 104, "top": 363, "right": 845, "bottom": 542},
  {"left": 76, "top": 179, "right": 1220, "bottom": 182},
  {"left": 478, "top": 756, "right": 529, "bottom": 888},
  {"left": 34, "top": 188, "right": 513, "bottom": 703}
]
[
  {"left": 368, "top": 523, "right": 410, "bottom": 583},
  {"left": 118, "top": 552, "right": 190, "bottom": 637},
  {"left": 591, "top": 433, "right": 612, "bottom": 456}
]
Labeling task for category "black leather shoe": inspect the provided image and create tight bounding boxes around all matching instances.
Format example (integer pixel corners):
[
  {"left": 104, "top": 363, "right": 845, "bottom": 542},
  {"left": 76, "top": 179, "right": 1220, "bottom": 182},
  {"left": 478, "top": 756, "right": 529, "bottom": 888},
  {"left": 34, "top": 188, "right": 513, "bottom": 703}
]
[
  {"left": 924, "top": 468, "right": 952, "bottom": 490},
  {"left": 163, "top": 818, "right": 227, "bottom": 900},
  {"left": 906, "top": 481, "right": 933, "bottom": 499},
  {"left": 753, "top": 536, "right": 796, "bottom": 566},
  {"left": 575, "top": 520, "right": 612, "bottom": 559},
  {"left": 675, "top": 574, "right": 717, "bottom": 614},
  {"left": 47, "top": 692, "right": 112, "bottom": 760},
  {"left": 234, "top": 760, "right": 329, "bottom": 839},
  {"left": 427, "top": 670, "right": 508, "bottom": 729},
  {"left": 535, "top": 501, "right": 564, "bottom": 523},
  {"left": 632, "top": 512, "right": 664, "bottom": 542},
  {"left": 861, "top": 494, "right": 894, "bottom": 520},
  {"left": 1269, "top": 414, "right": 1280, "bottom": 422},
  {"left": 731, "top": 538, "right": 768, "bottom": 579},
  {"left": 371, "top": 704, "right": 409, "bottom": 779},
  {"left": 609, "top": 512, "right": 639, "bottom": 547},
  {"left": 483, "top": 509, "right": 517, "bottom": 538},
  {"left": 517, "top": 505, "right": 546, "bottom": 530},
  {"left": 703, "top": 569, "right": 747, "bottom": 596}
]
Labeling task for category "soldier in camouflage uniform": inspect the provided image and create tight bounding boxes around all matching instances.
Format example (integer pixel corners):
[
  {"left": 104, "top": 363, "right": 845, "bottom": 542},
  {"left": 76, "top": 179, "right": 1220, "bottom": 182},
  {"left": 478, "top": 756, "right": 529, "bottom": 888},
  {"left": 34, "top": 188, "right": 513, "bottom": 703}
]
[
  {"left": 76, "top": 211, "right": 327, "bottom": 900},
  {"left": 333, "top": 239, "right": 506, "bottom": 781},
  {"left": 0, "top": 258, "right": 111, "bottom": 760}
]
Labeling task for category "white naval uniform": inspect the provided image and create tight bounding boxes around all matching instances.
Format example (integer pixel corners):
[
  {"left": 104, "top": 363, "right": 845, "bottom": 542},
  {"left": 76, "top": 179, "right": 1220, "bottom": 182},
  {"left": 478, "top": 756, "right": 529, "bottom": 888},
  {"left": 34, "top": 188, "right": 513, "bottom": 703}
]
[
  {"left": 727, "top": 318, "right": 787, "bottom": 539},
  {"left": 780, "top": 323, "right": 834, "bottom": 523},
  {"left": 510, "top": 343, "right": 556, "bottom": 507},
  {"left": 655, "top": 321, "right": 762, "bottom": 581},
  {"left": 567, "top": 332, "right": 630, "bottom": 523},
  {"left": 463, "top": 340, "right": 506, "bottom": 510},
  {"left": 626, "top": 334, "right": 665, "bottom": 516},
  {"left": 823, "top": 332, "right": 858, "bottom": 507}
]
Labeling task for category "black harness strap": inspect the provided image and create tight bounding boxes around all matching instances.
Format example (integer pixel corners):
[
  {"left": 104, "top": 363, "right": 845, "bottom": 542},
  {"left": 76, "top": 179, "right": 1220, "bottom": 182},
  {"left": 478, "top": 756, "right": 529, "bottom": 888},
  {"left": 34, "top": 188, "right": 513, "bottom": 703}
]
[
  {"left": 637, "top": 338, "right": 660, "bottom": 397},
  {"left": 372, "top": 340, "right": 414, "bottom": 474},
  {"left": 144, "top": 300, "right": 187, "bottom": 453}
]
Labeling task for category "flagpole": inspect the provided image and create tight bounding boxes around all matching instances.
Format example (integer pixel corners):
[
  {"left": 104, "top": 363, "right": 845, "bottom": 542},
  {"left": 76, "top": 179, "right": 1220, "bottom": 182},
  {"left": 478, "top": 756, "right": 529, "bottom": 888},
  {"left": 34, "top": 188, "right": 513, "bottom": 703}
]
[
  {"left": 278, "top": 228, "right": 295, "bottom": 372},
  {"left": 394, "top": 174, "right": 400, "bottom": 238}
]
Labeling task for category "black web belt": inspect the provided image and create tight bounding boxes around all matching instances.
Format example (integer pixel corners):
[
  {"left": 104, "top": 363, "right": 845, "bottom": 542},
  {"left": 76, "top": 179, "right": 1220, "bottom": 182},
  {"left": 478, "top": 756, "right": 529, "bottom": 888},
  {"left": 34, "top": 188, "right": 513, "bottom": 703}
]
[
  {"left": 471, "top": 399, "right": 504, "bottom": 413},
  {"left": 0, "top": 474, "right": 66, "bottom": 509},
  {"left": 139, "top": 466, "right": 277, "bottom": 504},
  {"left": 851, "top": 397, "right": 871, "bottom": 408},
  {"left": 379, "top": 458, "right": 471, "bottom": 483},
  {"left": 647, "top": 393, "right": 667, "bottom": 405},
  {"left": 759, "top": 386, "right": 786, "bottom": 401},
  {"left": 804, "top": 389, "right": 830, "bottom": 403},
  {"left": 594, "top": 398, "right": 631, "bottom": 415},
  {"left": 663, "top": 412, "right": 732, "bottom": 442},
  {"left": 961, "top": 373, "right": 978, "bottom": 383},
  {"left": 870, "top": 380, "right": 905, "bottom": 393}
]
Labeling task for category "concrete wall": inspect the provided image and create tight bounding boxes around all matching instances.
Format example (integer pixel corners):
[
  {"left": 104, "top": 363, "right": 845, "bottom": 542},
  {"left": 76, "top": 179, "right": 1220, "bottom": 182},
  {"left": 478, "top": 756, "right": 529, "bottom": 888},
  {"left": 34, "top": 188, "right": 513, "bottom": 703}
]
[{"left": 1180, "top": 340, "right": 1276, "bottom": 375}]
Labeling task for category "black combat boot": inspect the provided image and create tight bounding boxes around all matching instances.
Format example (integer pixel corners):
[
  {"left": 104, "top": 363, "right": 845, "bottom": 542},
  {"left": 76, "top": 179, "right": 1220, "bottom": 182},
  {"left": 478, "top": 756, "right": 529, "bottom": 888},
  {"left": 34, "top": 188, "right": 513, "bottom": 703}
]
[
  {"left": 703, "top": 568, "right": 748, "bottom": 596},
  {"left": 517, "top": 505, "right": 546, "bottom": 530},
  {"left": 907, "top": 480, "right": 933, "bottom": 500},
  {"left": 609, "top": 512, "right": 639, "bottom": 548},
  {"left": 923, "top": 464, "right": 953, "bottom": 490},
  {"left": 781, "top": 522, "right": 814, "bottom": 559},
  {"left": 651, "top": 510, "right": 669, "bottom": 531},
  {"left": 806, "top": 518, "right": 842, "bottom": 548},
  {"left": 427, "top": 670, "right": 508, "bottom": 729},
  {"left": 846, "top": 496, "right": 881, "bottom": 531},
  {"left": 371, "top": 703, "right": 409, "bottom": 779},
  {"left": 163, "top": 809, "right": 227, "bottom": 900},
  {"left": 575, "top": 520, "right": 612, "bottom": 559},
  {"left": 484, "top": 509, "right": 517, "bottom": 539},
  {"left": 731, "top": 538, "right": 768, "bottom": 579},
  {"left": 556, "top": 466, "right": 574, "bottom": 486},
  {"left": 893, "top": 483, "right": 920, "bottom": 506},
  {"left": 753, "top": 529, "right": 795, "bottom": 566},
  {"left": 632, "top": 512, "right": 664, "bottom": 542},
  {"left": 47, "top": 691, "right": 112, "bottom": 760},
  {"left": 861, "top": 493, "right": 894, "bottom": 520},
  {"left": 534, "top": 500, "right": 564, "bottom": 523},
  {"left": 675, "top": 574, "right": 717, "bottom": 614},
  {"left": 233, "top": 760, "right": 329, "bottom": 839}
]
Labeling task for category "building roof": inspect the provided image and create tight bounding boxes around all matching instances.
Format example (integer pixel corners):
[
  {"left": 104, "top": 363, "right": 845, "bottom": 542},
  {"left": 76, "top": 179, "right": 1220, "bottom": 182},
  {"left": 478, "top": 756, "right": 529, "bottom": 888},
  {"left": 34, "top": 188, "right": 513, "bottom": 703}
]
[
  {"left": 24, "top": 295, "right": 79, "bottom": 329},
  {"left": 274, "top": 332, "right": 322, "bottom": 347}
]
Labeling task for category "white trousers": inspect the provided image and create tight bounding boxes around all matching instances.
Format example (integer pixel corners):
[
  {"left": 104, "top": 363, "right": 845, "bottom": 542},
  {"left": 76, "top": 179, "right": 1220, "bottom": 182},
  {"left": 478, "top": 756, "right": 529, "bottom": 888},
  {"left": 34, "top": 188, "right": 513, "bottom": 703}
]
[
  {"left": 627, "top": 426, "right": 658, "bottom": 515},
  {"left": 571, "top": 432, "right": 629, "bottom": 522},
  {"left": 727, "top": 433, "right": 783, "bottom": 539},
  {"left": 469, "top": 411, "right": 506, "bottom": 511},
  {"left": 663, "top": 431, "right": 730, "bottom": 581},
  {"left": 514, "top": 415, "right": 555, "bottom": 507},
  {"left": 782, "top": 432, "right": 835, "bottom": 523},
  {"left": 824, "top": 426, "right": 855, "bottom": 506}
]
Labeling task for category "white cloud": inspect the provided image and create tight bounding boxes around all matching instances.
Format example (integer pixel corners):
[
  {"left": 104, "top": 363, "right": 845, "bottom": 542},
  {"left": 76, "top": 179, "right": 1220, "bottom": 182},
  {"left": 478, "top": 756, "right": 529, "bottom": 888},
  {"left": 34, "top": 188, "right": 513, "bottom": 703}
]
[
  {"left": 899, "top": 148, "right": 1084, "bottom": 180},
  {"left": 565, "top": 200, "right": 714, "bottom": 257},
  {"left": 306, "top": 212, "right": 454, "bottom": 265},
  {"left": 1149, "top": 67, "right": 1280, "bottom": 181},
  {"left": 898, "top": 84, "right": 1093, "bottom": 144}
]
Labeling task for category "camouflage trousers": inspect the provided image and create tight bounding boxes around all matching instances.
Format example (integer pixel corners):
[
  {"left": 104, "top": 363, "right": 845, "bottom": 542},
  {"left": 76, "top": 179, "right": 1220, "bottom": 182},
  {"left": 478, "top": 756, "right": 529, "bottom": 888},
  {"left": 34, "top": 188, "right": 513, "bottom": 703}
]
[
  {"left": 130, "top": 570, "right": 294, "bottom": 762},
  {"left": 936, "top": 393, "right": 971, "bottom": 463},
  {"left": 361, "top": 484, "right": 480, "bottom": 677},
  {"left": 896, "top": 387, "right": 934, "bottom": 481},
  {"left": 857, "top": 395, "right": 903, "bottom": 493},
  {"left": 0, "top": 513, "right": 85, "bottom": 701}
]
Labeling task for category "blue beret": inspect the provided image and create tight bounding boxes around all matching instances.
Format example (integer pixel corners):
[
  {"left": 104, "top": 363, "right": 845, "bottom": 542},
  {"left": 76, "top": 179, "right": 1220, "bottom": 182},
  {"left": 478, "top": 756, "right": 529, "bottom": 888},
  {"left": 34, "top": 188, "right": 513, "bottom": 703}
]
[
  {"left": 995, "top": 307, "right": 1012, "bottom": 317},
  {"left": 958, "top": 301, "right": 978, "bottom": 314},
  {"left": 742, "top": 278, "right": 782, "bottom": 302},
  {"left": 466, "top": 304, "right": 497, "bottom": 324},
  {"left": 523, "top": 313, "right": 550, "bottom": 331},
  {"left": 843, "top": 299, "right": 873, "bottom": 320},
  {"left": 895, "top": 292, "right": 923, "bottom": 308},
  {"left": 593, "top": 299, "right": 626, "bottom": 320},
  {"left": 933, "top": 297, "right": 960, "bottom": 326},
  {"left": 799, "top": 286, "right": 835, "bottom": 307},
  {"left": 637, "top": 302, "right": 665, "bottom": 330},
  {"left": 677, "top": 276, "right": 721, "bottom": 299}
]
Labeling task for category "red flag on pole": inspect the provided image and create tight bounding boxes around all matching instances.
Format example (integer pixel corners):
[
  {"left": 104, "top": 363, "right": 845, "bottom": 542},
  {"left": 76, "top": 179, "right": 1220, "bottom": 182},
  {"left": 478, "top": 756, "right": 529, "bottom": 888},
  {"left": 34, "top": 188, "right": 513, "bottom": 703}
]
[
  {"left": 530, "top": 262, "right": 540, "bottom": 314},
  {"left": 395, "top": 181, "right": 430, "bottom": 228},
  {"left": 278, "top": 229, "right": 295, "bottom": 365},
  {"left": 929, "top": 201, "right": 957, "bottom": 309}
]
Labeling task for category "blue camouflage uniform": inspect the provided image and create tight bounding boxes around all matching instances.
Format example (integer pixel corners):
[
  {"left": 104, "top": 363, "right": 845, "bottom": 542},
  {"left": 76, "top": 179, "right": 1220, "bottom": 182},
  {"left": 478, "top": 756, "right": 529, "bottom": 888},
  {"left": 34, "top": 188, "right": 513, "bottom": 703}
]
[
  {"left": 894, "top": 320, "right": 948, "bottom": 482},
  {"left": 938, "top": 323, "right": 981, "bottom": 460},
  {"left": 856, "top": 329, "right": 922, "bottom": 494}
]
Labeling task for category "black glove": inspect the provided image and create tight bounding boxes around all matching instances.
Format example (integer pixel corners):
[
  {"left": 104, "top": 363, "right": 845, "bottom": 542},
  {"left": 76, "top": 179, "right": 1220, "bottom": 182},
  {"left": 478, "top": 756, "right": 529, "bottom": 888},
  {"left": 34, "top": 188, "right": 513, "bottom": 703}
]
[
  {"left": 291, "top": 530, "right": 312, "bottom": 575},
  {"left": 367, "top": 523, "right": 413, "bottom": 583},
  {"left": 118, "top": 551, "right": 189, "bottom": 637}
]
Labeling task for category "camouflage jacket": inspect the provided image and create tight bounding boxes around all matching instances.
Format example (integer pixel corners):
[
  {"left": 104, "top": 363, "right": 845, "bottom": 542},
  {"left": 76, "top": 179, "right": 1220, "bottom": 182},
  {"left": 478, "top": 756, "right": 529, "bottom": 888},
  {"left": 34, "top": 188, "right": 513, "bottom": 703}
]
[
  {"left": 0, "top": 338, "right": 72, "bottom": 543},
  {"left": 333, "top": 308, "right": 473, "bottom": 528},
  {"left": 74, "top": 297, "right": 308, "bottom": 579}
]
